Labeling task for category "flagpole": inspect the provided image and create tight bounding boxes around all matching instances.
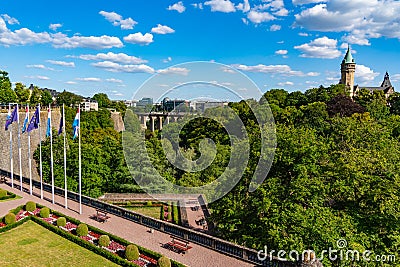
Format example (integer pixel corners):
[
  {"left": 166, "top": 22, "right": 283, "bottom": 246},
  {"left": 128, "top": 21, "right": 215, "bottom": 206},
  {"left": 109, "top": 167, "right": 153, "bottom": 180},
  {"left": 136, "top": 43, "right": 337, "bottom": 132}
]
[
  {"left": 78, "top": 105, "right": 82, "bottom": 214},
  {"left": 17, "top": 104, "right": 23, "bottom": 192},
  {"left": 49, "top": 104, "right": 55, "bottom": 204},
  {"left": 27, "top": 104, "right": 33, "bottom": 195},
  {"left": 9, "top": 104, "right": 14, "bottom": 189},
  {"left": 38, "top": 103, "right": 43, "bottom": 199},
  {"left": 63, "top": 104, "right": 68, "bottom": 209}
]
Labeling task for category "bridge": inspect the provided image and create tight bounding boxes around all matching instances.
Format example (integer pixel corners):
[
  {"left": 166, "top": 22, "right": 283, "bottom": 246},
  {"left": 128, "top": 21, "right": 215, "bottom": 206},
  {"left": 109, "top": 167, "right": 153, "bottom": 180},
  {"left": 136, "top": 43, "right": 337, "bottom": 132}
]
[{"left": 136, "top": 112, "right": 189, "bottom": 131}]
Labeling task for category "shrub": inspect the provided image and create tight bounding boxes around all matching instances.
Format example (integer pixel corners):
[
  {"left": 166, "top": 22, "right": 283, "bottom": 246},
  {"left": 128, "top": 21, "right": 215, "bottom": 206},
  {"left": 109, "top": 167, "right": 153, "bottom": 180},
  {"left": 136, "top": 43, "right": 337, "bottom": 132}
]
[
  {"left": 146, "top": 201, "right": 153, "bottom": 207},
  {"left": 98, "top": 235, "right": 110, "bottom": 247},
  {"left": 125, "top": 244, "right": 139, "bottom": 261},
  {"left": 158, "top": 256, "right": 171, "bottom": 267},
  {"left": 76, "top": 223, "right": 88, "bottom": 237},
  {"left": 40, "top": 207, "right": 50, "bottom": 218},
  {"left": 57, "top": 217, "right": 67, "bottom": 227},
  {"left": 167, "top": 205, "right": 172, "bottom": 221},
  {"left": 4, "top": 213, "right": 16, "bottom": 225},
  {"left": 25, "top": 201, "right": 36, "bottom": 212},
  {"left": 0, "top": 189, "right": 7, "bottom": 197}
]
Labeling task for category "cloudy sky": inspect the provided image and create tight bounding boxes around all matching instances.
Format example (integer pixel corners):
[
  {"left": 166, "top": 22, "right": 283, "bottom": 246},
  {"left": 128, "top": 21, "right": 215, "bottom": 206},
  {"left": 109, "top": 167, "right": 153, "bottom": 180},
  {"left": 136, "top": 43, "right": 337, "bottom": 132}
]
[{"left": 0, "top": 0, "right": 399, "bottom": 100}]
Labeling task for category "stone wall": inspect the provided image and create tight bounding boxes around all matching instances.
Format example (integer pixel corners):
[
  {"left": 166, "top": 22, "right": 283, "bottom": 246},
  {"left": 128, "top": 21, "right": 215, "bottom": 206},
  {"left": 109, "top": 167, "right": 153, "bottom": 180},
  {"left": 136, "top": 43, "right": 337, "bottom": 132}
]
[{"left": 0, "top": 109, "right": 61, "bottom": 181}]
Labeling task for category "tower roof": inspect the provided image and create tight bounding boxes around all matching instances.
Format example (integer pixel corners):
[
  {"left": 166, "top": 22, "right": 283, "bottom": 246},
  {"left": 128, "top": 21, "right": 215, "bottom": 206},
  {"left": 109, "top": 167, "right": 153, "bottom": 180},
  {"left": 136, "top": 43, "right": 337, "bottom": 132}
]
[
  {"left": 381, "top": 72, "right": 392, "bottom": 88},
  {"left": 343, "top": 46, "right": 355, "bottom": 64}
]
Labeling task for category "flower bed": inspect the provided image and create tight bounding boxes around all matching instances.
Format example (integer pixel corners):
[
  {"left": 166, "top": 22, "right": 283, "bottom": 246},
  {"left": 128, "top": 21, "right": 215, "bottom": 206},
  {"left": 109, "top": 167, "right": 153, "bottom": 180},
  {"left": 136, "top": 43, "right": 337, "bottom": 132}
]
[
  {"left": 64, "top": 222, "right": 77, "bottom": 231},
  {"left": 80, "top": 235, "right": 94, "bottom": 242},
  {"left": 107, "top": 240, "right": 126, "bottom": 252}
]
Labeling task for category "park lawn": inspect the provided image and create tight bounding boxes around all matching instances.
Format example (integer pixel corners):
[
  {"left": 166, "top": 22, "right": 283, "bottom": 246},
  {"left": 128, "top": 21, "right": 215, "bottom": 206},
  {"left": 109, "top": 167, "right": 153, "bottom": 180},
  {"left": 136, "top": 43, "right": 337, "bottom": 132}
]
[
  {"left": 125, "top": 206, "right": 162, "bottom": 219},
  {"left": 0, "top": 220, "right": 119, "bottom": 267}
]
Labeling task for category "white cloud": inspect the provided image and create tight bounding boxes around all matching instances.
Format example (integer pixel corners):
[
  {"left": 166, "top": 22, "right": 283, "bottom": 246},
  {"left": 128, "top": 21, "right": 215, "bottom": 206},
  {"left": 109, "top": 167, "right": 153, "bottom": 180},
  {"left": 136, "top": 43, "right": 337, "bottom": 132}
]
[
  {"left": 277, "top": 81, "right": 294, "bottom": 86},
  {"left": 163, "top": 57, "right": 172, "bottom": 63},
  {"left": 232, "top": 64, "right": 319, "bottom": 77},
  {"left": 99, "top": 11, "right": 137, "bottom": 30},
  {"left": 49, "top": 23, "right": 62, "bottom": 31},
  {"left": 236, "top": 0, "right": 250, "bottom": 12},
  {"left": 77, "top": 52, "right": 147, "bottom": 64},
  {"left": 76, "top": 77, "right": 102, "bottom": 82},
  {"left": 46, "top": 60, "right": 75, "bottom": 67},
  {"left": 294, "top": 36, "right": 341, "bottom": 59},
  {"left": 355, "top": 64, "right": 380, "bottom": 84},
  {"left": 1, "top": 14, "right": 19, "bottom": 25},
  {"left": 25, "top": 75, "right": 50, "bottom": 80},
  {"left": 247, "top": 11, "right": 275, "bottom": 23},
  {"left": 192, "top": 3, "right": 204, "bottom": 9},
  {"left": 106, "top": 78, "right": 123, "bottom": 83},
  {"left": 204, "top": 0, "right": 236, "bottom": 13},
  {"left": 51, "top": 34, "right": 123, "bottom": 49},
  {"left": 26, "top": 64, "right": 55, "bottom": 71},
  {"left": 123, "top": 32, "right": 153, "bottom": 45},
  {"left": 275, "top": 49, "right": 288, "bottom": 55},
  {"left": 342, "top": 35, "right": 370, "bottom": 46},
  {"left": 391, "top": 74, "right": 400, "bottom": 82},
  {"left": 65, "top": 81, "right": 77, "bottom": 84},
  {"left": 294, "top": 1, "right": 400, "bottom": 43},
  {"left": 298, "top": 32, "right": 309, "bottom": 36},
  {"left": 167, "top": 2, "right": 186, "bottom": 13},
  {"left": 292, "top": 0, "right": 327, "bottom": 5},
  {"left": 91, "top": 61, "right": 155, "bottom": 74},
  {"left": 151, "top": 24, "right": 175, "bottom": 35},
  {"left": 270, "top": 24, "right": 281, "bottom": 31},
  {"left": 157, "top": 67, "right": 190, "bottom": 75}
]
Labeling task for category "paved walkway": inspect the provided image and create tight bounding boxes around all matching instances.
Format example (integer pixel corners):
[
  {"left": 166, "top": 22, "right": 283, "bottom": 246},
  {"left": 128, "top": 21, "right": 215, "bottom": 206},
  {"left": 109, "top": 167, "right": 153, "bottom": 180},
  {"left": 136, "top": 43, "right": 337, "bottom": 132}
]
[{"left": 0, "top": 182, "right": 256, "bottom": 267}]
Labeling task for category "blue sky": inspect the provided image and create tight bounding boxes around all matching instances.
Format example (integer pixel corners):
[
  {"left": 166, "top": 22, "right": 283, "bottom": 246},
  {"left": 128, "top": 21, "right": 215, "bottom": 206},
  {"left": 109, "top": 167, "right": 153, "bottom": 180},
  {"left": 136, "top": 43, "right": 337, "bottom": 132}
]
[{"left": 0, "top": 0, "right": 399, "bottom": 100}]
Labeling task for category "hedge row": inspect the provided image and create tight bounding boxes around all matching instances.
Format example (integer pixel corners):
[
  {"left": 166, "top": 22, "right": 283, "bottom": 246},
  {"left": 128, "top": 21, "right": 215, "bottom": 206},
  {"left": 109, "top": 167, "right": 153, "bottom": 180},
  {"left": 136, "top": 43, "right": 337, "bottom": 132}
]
[
  {"left": 47, "top": 208, "right": 185, "bottom": 267},
  {"left": 31, "top": 216, "right": 139, "bottom": 267},
  {"left": 172, "top": 204, "right": 180, "bottom": 225},
  {"left": 1, "top": 204, "right": 185, "bottom": 267}
]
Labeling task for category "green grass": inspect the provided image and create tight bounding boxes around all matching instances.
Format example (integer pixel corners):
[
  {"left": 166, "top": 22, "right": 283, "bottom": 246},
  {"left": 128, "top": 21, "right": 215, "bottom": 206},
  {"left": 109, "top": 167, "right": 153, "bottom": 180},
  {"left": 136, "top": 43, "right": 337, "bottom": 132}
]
[
  {"left": 0, "top": 220, "right": 120, "bottom": 267},
  {"left": 124, "top": 206, "right": 162, "bottom": 219}
]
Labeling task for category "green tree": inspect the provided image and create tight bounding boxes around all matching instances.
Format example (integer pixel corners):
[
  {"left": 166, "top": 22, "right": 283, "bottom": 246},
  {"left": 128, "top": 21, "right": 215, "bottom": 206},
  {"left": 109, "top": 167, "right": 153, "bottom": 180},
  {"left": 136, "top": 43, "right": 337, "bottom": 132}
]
[
  {"left": 260, "top": 89, "right": 288, "bottom": 107},
  {"left": 56, "top": 90, "right": 82, "bottom": 107},
  {"left": 0, "top": 70, "right": 12, "bottom": 91},
  {"left": 29, "top": 86, "right": 42, "bottom": 105},
  {"left": 40, "top": 90, "right": 53, "bottom": 106},
  {"left": 93, "top": 93, "right": 111, "bottom": 108},
  {"left": 14, "top": 82, "right": 30, "bottom": 103}
]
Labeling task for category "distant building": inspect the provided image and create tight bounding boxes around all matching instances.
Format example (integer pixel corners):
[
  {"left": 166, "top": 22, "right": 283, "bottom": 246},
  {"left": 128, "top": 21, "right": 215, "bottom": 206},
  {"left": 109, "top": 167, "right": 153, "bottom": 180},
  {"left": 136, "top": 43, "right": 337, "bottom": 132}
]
[
  {"left": 161, "top": 97, "right": 190, "bottom": 112},
  {"left": 339, "top": 46, "right": 395, "bottom": 98},
  {"left": 137, "top": 97, "right": 153, "bottom": 107},
  {"left": 81, "top": 99, "right": 98, "bottom": 111},
  {"left": 194, "top": 101, "right": 228, "bottom": 113},
  {"left": 124, "top": 100, "right": 137, "bottom": 107}
]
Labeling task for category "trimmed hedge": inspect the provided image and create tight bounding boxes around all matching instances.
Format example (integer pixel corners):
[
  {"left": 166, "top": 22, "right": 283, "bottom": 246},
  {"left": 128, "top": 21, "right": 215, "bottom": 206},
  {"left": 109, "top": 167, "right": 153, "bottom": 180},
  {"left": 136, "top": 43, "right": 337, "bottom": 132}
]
[
  {"left": 40, "top": 207, "right": 50, "bottom": 218},
  {"left": 4, "top": 213, "right": 16, "bottom": 225},
  {"left": 0, "top": 192, "right": 17, "bottom": 201},
  {"left": 146, "top": 201, "right": 153, "bottom": 207},
  {"left": 57, "top": 217, "right": 67, "bottom": 227},
  {"left": 0, "top": 189, "right": 7, "bottom": 197},
  {"left": 172, "top": 204, "right": 180, "bottom": 225},
  {"left": 158, "top": 256, "right": 172, "bottom": 267},
  {"left": 0, "top": 216, "right": 29, "bottom": 234},
  {"left": 98, "top": 235, "right": 110, "bottom": 247},
  {"left": 125, "top": 244, "right": 140, "bottom": 261},
  {"left": 76, "top": 223, "right": 88, "bottom": 237},
  {"left": 25, "top": 201, "right": 36, "bottom": 212}
]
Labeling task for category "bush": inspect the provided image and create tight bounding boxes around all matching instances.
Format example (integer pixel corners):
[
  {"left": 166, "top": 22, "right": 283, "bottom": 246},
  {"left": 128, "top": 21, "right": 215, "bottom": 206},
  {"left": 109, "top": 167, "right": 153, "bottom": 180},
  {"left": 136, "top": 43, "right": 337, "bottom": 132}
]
[
  {"left": 25, "top": 201, "right": 36, "bottom": 212},
  {"left": 146, "top": 201, "right": 153, "bottom": 207},
  {"left": 98, "top": 235, "right": 110, "bottom": 247},
  {"left": 4, "top": 213, "right": 16, "bottom": 225},
  {"left": 57, "top": 217, "right": 67, "bottom": 227},
  {"left": 76, "top": 223, "right": 88, "bottom": 237},
  {"left": 125, "top": 244, "right": 139, "bottom": 261},
  {"left": 158, "top": 256, "right": 171, "bottom": 267},
  {"left": 40, "top": 207, "right": 50, "bottom": 218},
  {"left": 167, "top": 205, "right": 172, "bottom": 221},
  {"left": 0, "top": 189, "right": 7, "bottom": 197}
]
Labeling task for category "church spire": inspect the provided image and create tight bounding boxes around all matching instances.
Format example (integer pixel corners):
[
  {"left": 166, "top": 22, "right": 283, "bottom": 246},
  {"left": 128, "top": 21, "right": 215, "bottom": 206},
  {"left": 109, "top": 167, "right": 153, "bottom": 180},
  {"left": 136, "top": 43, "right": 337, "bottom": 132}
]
[{"left": 343, "top": 45, "right": 355, "bottom": 64}]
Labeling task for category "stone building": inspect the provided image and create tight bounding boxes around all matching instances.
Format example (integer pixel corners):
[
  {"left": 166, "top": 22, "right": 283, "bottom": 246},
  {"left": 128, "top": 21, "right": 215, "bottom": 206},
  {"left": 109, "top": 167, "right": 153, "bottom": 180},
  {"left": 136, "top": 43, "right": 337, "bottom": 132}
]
[{"left": 339, "top": 46, "right": 395, "bottom": 98}]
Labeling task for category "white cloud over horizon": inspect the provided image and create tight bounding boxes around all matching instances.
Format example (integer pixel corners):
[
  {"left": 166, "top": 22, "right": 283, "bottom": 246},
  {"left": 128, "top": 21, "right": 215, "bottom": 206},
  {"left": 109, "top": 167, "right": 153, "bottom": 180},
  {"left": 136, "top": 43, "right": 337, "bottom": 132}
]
[
  {"left": 99, "top": 11, "right": 137, "bottom": 30},
  {"left": 123, "top": 32, "right": 153, "bottom": 45},
  {"left": 294, "top": 36, "right": 341, "bottom": 58}
]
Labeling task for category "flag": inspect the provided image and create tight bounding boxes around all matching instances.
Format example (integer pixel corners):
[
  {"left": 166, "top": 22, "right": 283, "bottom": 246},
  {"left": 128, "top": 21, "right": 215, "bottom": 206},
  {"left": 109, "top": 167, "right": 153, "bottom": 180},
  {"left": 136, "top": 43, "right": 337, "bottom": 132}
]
[
  {"left": 72, "top": 108, "right": 80, "bottom": 139},
  {"left": 58, "top": 114, "right": 63, "bottom": 135},
  {"left": 46, "top": 108, "right": 51, "bottom": 137},
  {"left": 21, "top": 107, "right": 29, "bottom": 133},
  {"left": 5, "top": 106, "right": 18, "bottom": 131},
  {"left": 27, "top": 107, "right": 40, "bottom": 133}
]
